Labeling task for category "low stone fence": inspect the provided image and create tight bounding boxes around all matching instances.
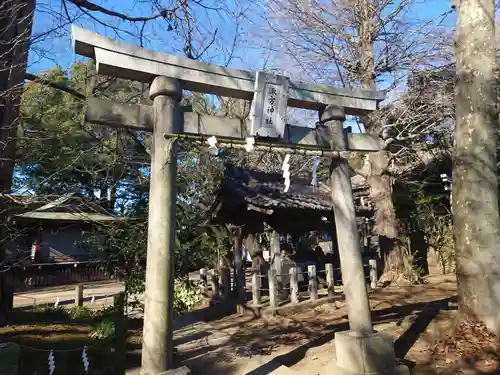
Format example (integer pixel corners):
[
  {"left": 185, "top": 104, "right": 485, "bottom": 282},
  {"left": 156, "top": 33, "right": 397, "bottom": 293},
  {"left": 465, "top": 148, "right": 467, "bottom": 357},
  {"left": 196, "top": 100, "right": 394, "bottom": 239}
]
[
  {"left": 8, "top": 263, "right": 114, "bottom": 291},
  {"left": 198, "top": 259, "right": 379, "bottom": 311}
]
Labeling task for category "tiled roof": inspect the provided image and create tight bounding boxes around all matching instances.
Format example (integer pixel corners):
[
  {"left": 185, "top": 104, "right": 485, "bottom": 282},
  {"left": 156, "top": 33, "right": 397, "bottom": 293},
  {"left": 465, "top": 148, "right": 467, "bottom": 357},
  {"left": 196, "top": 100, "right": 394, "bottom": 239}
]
[
  {"left": 219, "top": 164, "right": 371, "bottom": 214},
  {"left": 7, "top": 194, "right": 124, "bottom": 221}
]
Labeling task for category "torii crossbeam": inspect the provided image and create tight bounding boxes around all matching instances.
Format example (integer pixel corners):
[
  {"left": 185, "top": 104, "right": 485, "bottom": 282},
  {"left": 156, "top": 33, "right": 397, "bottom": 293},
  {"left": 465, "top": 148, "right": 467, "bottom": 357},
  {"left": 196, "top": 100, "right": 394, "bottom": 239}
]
[
  {"left": 71, "top": 25, "right": 409, "bottom": 375},
  {"left": 72, "top": 26, "right": 385, "bottom": 116}
]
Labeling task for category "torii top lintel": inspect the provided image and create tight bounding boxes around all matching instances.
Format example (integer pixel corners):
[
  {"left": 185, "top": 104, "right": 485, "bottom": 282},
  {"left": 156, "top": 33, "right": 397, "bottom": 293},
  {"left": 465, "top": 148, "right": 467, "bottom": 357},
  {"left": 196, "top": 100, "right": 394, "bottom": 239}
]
[{"left": 71, "top": 25, "right": 386, "bottom": 116}]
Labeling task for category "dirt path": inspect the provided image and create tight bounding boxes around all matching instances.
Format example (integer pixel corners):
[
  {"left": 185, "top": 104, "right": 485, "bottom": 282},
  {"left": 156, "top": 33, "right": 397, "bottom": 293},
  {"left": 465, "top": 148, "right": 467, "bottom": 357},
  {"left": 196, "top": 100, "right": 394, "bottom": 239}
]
[{"left": 168, "top": 274, "right": 458, "bottom": 375}]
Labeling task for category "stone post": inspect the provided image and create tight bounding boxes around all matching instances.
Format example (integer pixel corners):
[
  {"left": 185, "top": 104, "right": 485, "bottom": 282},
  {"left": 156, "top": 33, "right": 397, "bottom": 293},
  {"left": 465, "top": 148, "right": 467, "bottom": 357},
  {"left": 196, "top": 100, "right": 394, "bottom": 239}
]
[
  {"left": 270, "top": 230, "right": 281, "bottom": 278},
  {"left": 209, "top": 269, "right": 219, "bottom": 298},
  {"left": 268, "top": 268, "right": 278, "bottom": 308},
  {"left": 289, "top": 267, "right": 299, "bottom": 304},
  {"left": 325, "top": 263, "right": 335, "bottom": 297},
  {"left": 320, "top": 105, "right": 409, "bottom": 375},
  {"left": 363, "top": 218, "right": 371, "bottom": 252},
  {"left": 0, "top": 342, "right": 20, "bottom": 375},
  {"left": 200, "top": 268, "right": 208, "bottom": 295},
  {"left": 114, "top": 292, "right": 126, "bottom": 375},
  {"left": 219, "top": 267, "right": 230, "bottom": 299},
  {"left": 141, "top": 76, "right": 182, "bottom": 374},
  {"left": 369, "top": 259, "right": 378, "bottom": 290},
  {"left": 233, "top": 227, "right": 246, "bottom": 301},
  {"left": 252, "top": 270, "right": 261, "bottom": 305},
  {"left": 308, "top": 265, "right": 318, "bottom": 301},
  {"left": 75, "top": 284, "right": 83, "bottom": 307}
]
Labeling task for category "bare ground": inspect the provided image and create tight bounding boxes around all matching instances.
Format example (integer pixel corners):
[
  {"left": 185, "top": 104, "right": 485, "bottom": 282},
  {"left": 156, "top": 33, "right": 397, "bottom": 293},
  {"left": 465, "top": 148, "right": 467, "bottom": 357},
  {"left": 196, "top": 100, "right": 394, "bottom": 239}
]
[
  {"left": 8, "top": 275, "right": 499, "bottom": 375},
  {"left": 160, "top": 274, "right": 498, "bottom": 375}
]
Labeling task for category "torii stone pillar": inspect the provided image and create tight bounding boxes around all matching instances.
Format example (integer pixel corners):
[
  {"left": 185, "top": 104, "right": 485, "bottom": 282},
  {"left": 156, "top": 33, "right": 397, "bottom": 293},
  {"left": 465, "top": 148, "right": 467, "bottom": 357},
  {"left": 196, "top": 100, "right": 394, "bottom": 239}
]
[
  {"left": 321, "top": 105, "right": 409, "bottom": 375},
  {"left": 141, "top": 76, "right": 188, "bottom": 375}
]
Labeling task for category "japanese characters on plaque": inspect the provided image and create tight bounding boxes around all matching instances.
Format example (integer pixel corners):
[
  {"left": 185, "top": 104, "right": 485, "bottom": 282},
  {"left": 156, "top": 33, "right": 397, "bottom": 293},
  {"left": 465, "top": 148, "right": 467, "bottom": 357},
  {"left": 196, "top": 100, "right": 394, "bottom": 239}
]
[
  {"left": 249, "top": 72, "right": 289, "bottom": 139},
  {"left": 264, "top": 84, "right": 279, "bottom": 127}
]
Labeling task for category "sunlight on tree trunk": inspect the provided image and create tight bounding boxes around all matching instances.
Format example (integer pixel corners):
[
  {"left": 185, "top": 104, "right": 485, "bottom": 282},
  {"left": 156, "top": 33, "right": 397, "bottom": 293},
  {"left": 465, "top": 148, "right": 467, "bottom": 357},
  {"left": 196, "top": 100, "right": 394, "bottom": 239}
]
[
  {"left": 0, "top": 0, "right": 35, "bottom": 326},
  {"left": 454, "top": 0, "right": 500, "bottom": 333},
  {"left": 356, "top": 1, "right": 401, "bottom": 282},
  {"left": 366, "top": 150, "right": 400, "bottom": 281}
]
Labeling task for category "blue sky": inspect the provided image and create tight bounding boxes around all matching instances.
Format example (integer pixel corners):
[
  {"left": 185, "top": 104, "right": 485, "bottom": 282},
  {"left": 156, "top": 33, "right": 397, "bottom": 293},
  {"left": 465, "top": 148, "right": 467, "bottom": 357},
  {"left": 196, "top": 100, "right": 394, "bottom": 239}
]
[
  {"left": 28, "top": 0, "right": 456, "bottom": 136},
  {"left": 29, "top": 0, "right": 455, "bottom": 77},
  {"left": 29, "top": 0, "right": 259, "bottom": 73},
  {"left": 27, "top": 0, "right": 456, "bottom": 134},
  {"left": 20, "top": 0, "right": 456, "bottom": 201},
  {"left": 25, "top": 0, "right": 457, "bottom": 142}
]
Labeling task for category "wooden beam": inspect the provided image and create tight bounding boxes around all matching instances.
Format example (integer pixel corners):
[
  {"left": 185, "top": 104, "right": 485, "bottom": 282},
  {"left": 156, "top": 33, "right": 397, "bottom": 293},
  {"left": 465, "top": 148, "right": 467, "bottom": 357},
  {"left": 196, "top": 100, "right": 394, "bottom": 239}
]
[
  {"left": 72, "top": 25, "right": 385, "bottom": 116},
  {"left": 85, "top": 99, "right": 383, "bottom": 151},
  {"left": 247, "top": 204, "right": 273, "bottom": 215}
]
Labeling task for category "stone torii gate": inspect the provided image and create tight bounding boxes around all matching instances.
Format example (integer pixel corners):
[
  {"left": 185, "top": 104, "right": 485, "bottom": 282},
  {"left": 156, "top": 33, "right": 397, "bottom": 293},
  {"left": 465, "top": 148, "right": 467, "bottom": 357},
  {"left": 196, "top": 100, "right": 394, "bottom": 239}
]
[{"left": 72, "top": 25, "right": 408, "bottom": 375}]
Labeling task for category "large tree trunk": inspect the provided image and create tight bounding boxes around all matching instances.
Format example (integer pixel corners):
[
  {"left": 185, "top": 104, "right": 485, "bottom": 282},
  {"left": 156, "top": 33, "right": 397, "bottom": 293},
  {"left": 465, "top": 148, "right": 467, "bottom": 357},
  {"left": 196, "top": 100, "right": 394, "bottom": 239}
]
[
  {"left": 356, "top": 2, "right": 401, "bottom": 282},
  {"left": 0, "top": 0, "right": 35, "bottom": 326},
  {"left": 365, "top": 151, "right": 400, "bottom": 282},
  {"left": 454, "top": 0, "right": 500, "bottom": 333}
]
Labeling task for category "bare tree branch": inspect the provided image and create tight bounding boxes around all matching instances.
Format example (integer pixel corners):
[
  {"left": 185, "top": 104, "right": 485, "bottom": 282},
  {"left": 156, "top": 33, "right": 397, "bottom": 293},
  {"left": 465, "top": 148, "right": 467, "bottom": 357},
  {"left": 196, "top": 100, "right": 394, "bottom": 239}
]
[
  {"left": 65, "top": 0, "right": 179, "bottom": 22},
  {"left": 25, "top": 72, "right": 86, "bottom": 99}
]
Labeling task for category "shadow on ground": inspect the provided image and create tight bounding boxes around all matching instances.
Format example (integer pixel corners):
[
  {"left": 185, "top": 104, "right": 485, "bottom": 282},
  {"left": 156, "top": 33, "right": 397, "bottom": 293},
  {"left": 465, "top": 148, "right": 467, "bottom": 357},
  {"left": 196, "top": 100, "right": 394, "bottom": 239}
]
[
  {"left": 244, "top": 296, "right": 457, "bottom": 375},
  {"left": 125, "top": 298, "right": 242, "bottom": 374},
  {"left": 125, "top": 282, "right": 461, "bottom": 375}
]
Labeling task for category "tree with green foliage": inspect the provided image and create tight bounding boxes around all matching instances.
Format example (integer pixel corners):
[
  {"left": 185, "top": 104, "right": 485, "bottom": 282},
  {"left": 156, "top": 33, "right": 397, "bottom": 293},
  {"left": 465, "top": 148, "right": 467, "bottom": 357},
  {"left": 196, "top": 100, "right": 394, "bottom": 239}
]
[
  {"left": 18, "top": 62, "right": 146, "bottom": 204},
  {"left": 16, "top": 62, "right": 241, "bottom": 309}
]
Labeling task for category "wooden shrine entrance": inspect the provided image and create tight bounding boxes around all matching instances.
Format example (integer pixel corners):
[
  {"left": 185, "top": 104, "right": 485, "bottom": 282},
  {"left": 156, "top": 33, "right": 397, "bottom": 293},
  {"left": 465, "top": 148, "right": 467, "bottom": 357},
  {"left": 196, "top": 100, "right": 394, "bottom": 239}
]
[{"left": 71, "top": 25, "right": 409, "bottom": 375}]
